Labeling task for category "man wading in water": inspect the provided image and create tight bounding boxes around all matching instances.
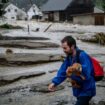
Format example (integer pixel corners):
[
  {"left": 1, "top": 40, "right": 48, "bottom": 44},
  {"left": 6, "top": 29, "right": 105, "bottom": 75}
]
[{"left": 48, "top": 36, "right": 96, "bottom": 105}]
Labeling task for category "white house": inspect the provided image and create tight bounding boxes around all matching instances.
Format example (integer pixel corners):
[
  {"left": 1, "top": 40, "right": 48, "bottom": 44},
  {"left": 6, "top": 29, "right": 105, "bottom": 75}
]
[
  {"left": 3, "top": 2, "right": 43, "bottom": 20},
  {"left": 3, "top": 3, "right": 27, "bottom": 20},
  {"left": 27, "top": 4, "right": 43, "bottom": 20}
]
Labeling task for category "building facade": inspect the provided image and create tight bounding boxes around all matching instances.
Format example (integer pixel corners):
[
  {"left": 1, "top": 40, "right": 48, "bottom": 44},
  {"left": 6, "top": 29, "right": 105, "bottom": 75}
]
[{"left": 41, "top": 0, "right": 94, "bottom": 22}]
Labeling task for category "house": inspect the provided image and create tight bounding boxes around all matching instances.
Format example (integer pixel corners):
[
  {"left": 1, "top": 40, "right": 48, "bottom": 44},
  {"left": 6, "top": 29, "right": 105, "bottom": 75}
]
[
  {"left": 10, "top": 0, "right": 43, "bottom": 20},
  {"left": 72, "top": 7, "right": 105, "bottom": 25},
  {"left": 3, "top": 3, "right": 27, "bottom": 20},
  {"left": 41, "top": 0, "right": 94, "bottom": 22},
  {"left": 2, "top": 0, "right": 43, "bottom": 20},
  {"left": 27, "top": 4, "right": 43, "bottom": 20}
]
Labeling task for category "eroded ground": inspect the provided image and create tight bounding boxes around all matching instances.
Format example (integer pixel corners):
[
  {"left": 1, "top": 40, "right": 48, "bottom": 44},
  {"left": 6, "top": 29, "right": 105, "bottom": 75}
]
[{"left": 0, "top": 21, "right": 105, "bottom": 105}]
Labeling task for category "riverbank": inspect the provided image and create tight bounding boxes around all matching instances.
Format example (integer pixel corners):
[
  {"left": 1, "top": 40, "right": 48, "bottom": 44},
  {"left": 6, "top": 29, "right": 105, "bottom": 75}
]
[{"left": 0, "top": 21, "right": 105, "bottom": 105}]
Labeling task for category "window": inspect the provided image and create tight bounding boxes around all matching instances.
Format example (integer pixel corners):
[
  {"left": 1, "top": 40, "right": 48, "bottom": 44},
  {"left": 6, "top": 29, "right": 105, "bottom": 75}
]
[
  {"left": 15, "top": 9, "right": 17, "bottom": 12},
  {"left": 8, "top": 9, "right": 10, "bottom": 12},
  {"left": 33, "top": 9, "right": 35, "bottom": 12},
  {"left": 11, "top": 17, "right": 15, "bottom": 19}
]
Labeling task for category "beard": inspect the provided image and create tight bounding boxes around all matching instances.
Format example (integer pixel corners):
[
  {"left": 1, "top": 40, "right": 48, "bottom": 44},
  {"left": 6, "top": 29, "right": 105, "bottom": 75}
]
[{"left": 64, "top": 51, "right": 73, "bottom": 56}]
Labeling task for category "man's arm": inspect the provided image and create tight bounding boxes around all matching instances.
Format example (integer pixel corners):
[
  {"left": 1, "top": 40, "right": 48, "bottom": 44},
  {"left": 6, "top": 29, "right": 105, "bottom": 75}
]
[
  {"left": 48, "top": 57, "right": 69, "bottom": 91},
  {"left": 79, "top": 52, "right": 93, "bottom": 80}
]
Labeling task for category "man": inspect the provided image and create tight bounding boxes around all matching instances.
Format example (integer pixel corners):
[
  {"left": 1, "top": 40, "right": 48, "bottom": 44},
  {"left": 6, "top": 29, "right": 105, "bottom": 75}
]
[{"left": 48, "top": 36, "right": 96, "bottom": 105}]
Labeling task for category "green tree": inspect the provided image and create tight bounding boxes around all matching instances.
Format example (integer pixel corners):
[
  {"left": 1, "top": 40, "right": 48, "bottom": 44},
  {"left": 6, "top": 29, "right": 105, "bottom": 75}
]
[
  {"left": 2, "top": 0, "right": 9, "bottom": 3},
  {"left": 102, "top": 0, "right": 105, "bottom": 12},
  {"left": 0, "top": 0, "right": 9, "bottom": 16}
]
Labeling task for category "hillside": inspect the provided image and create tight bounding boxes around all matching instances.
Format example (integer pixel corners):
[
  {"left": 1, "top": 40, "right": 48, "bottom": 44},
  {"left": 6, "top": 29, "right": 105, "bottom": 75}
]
[
  {"left": 94, "top": 0, "right": 105, "bottom": 10},
  {"left": 10, "top": 0, "right": 48, "bottom": 7}
]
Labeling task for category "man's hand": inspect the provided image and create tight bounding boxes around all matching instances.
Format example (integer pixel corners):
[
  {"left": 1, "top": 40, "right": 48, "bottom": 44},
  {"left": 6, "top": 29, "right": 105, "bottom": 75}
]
[{"left": 48, "top": 83, "right": 56, "bottom": 92}]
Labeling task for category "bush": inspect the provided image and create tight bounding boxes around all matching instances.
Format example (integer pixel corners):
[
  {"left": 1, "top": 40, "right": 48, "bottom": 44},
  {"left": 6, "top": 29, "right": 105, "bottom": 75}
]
[{"left": 0, "top": 23, "right": 23, "bottom": 29}]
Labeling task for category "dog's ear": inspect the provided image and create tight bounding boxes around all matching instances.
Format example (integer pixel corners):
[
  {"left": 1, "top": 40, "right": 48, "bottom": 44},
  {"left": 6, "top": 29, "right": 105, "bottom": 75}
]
[
  {"left": 66, "top": 67, "right": 73, "bottom": 76},
  {"left": 72, "top": 63, "right": 82, "bottom": 71}
]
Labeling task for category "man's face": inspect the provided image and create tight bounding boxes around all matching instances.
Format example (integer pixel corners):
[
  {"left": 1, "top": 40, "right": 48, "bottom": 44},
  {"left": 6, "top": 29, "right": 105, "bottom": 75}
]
[{"left": 61, "top": 42, "right": 73, "bottom": 56}]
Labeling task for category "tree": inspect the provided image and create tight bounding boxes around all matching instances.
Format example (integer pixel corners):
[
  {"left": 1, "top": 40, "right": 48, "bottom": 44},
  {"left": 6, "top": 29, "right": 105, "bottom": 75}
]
[
  {"left": 1, "top": 0, "right": 9, "bottom": 3},
  {"left": 102, "top": 0, "right": 105, "bottom": 12},
  {"left": 0, "top": 0, "right": 9, "bottom": 16}
]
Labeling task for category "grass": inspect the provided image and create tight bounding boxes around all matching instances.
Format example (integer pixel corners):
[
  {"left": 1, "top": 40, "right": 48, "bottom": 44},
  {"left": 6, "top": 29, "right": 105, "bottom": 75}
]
[{"left": 0, "top": 23, "right": 23, "bottom": 29}]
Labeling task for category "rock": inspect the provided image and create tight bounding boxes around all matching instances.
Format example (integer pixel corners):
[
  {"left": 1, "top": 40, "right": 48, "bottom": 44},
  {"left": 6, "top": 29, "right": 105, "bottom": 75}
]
[
  {"left": 32, "top": 28, "right": 40, "bottom": 32},
  {"left": 0, "top": 71, "right": 46, "bottom": 86},
  {"left": 0, "top": 81, "right": 65, "bottom": 95},
  {"left": 5, "top": 49, "right": 13, "bottom": 55},
  {"left": 0, "top": 36, "right": 49, "bottom": 40},
  {"left": 90, "top": 100, "right": 96, "bottom": 105},
  {"left": 49, "top": 95, "right": 74, "bottom": 105},
  {"left": 98, "top": 101, "right": 105, "bottom": 105},
  {"left": 0, "top": 40, "right": 59, "bottom": 49},
  {"left": 35, "top": 28, "right": 40, "bottom": 32},
  {"left": 90, "top": 100, "right": 105, "bottom": 105},
  {"left": 49, "top": 70, "right": 58, "bottom": 73},
  {"left": 0, "top": 57, "right": 8, "bottom": 65},
  {"left": 0, "top": 85, "right": 30, "bottom": 95},
  {"left": 30, "top": 82, "right": 65, "bottom": 93},
  {"left": 0, "top": 53, "right": 62, "bottom": 66},
  {"left": 8, "top": 98, "right": 13, "bottom": 102}
]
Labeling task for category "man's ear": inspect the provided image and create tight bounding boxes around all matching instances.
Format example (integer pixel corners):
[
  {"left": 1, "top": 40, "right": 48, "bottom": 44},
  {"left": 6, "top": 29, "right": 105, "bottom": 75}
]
[{"left": 71, "top": 45, "right": 75, "bottom": 50}]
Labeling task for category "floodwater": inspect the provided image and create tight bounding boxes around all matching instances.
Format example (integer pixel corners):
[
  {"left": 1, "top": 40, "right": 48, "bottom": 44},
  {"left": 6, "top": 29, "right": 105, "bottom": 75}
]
[{"left": 0, "top": 21, "right": 105, "bottom": 105}]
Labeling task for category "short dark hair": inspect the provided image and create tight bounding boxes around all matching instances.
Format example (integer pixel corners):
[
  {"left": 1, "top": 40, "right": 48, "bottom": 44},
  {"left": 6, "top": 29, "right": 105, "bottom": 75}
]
[{"left": 61, "top": 36, "right": 76, "bottom": 48}]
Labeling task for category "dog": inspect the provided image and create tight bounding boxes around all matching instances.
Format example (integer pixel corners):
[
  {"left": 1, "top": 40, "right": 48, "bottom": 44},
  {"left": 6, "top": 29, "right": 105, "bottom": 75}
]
[{"left": 66, "top": 63, "right": 85, "bottom": 88}]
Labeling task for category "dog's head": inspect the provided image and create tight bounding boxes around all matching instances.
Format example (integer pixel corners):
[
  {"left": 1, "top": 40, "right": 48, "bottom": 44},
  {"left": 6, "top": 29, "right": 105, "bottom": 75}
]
[
  {"left": 66, "top": 66, "right": 75, "bottom": 76},
  {"left": 66, "top": 63, "right": 82, "bottom": 76},
  {"left": 72, "top": 63, "right": 82, "bottom": 71}
]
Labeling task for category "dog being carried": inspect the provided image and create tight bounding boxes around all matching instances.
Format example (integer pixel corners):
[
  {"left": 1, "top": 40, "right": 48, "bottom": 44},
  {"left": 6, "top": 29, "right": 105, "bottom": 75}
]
[{"left": 66, "top": 63, "right": 86, "bottom": 88}]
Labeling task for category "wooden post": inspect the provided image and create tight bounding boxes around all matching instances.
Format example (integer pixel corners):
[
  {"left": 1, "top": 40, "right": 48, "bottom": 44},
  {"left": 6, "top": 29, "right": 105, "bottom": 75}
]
[{"left": 28, "top": 24, "right": 30, "bottom": 34}]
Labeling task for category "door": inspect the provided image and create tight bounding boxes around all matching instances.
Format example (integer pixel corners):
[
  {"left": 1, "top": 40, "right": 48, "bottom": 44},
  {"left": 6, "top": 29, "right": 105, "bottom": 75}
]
[
  {"left": 48, "top": 12, "right": 54, "bottom": 21},
  {"left": 95, "top": 15, "right": 104, "bottom": 25}
]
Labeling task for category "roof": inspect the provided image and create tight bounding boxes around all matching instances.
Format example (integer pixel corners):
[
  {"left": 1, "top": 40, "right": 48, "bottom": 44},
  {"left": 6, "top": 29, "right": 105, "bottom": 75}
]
[
  {"left": 94, "top": 7, "right": 104, "bottom": 13},
  {"left": 10, "top": 0, "right": 43, "bottom": 12},
  {"left": 10, "top": 0, "right": 32, "bottom": 12},
  {"left": 41, "top": 0, "right": 73, "bottom": 12},
  {"left": 2, "top": 2, "right": 12, "bottom": 10},
  {"left": 9, "top": 0, "right": 48, "bottom": 12}
]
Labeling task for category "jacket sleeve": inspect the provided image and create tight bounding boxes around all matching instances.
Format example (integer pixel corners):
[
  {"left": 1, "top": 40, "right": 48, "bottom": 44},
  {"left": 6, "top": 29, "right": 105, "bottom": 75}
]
[
  {"left": 52, "top": 58, "right": 69, "bottom": 86},
  {"left": 79, "top": 51, "right": 93, "bottom": 80},
  {"left": 71, "top": 51, "right": 93, "bottom": 83}
]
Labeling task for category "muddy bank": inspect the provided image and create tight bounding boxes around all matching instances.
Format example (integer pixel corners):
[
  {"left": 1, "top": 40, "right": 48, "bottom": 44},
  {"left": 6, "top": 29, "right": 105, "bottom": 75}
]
[
  {"left": 0, "top": 53, "right": 63, "bottom": 66},
  {"left": 0, "top": 40, "right": 59, "bottom": 49},
  {"left": 0, "top": 22, "right": 105, "bottom": 105},
  {"left": 0, "top": 34, "right": 49, "bottom": 40},
  {"left": 0, "top": 76, "right": 105, "bottom": 105},
  {"left": 0, "top": 71, "right": 46, "bottom": 86},
  {"left": 0, "top": 80, "right": 65, "bottom": 95}
]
